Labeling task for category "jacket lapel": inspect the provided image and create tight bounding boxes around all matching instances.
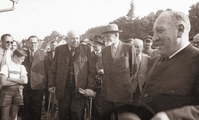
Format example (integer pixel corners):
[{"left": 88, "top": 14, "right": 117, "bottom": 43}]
[
  {"left": 48, "top": 51, "right": 53, "bottom": 63},
  {"left": 114, "top": 41, "right": 123, "bottom": 61},
  {"left": 74, "top": 46, "right": 81, "bottom": 62},
  {"left": 63, "top": 45, "right": 70, "bottom": 64}
]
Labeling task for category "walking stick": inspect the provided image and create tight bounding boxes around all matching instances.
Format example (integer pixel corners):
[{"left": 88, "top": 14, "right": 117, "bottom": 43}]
[
  {"left": 47, "top": 92, "right": 51, "bottom": 120},
  {"left": 51, "top": 92, "right": 55, "bottom": 120},
  {"left": 89, "top": 97, "right": 93, "bottom": 120}
]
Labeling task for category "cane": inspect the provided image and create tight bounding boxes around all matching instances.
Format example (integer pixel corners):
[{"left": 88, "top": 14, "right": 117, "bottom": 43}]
[
  {"left": 47, "top": 92, "right": 52, "bottom": 120},
  {"left": 89, "top": 97, "right": 93, "bottom": 120},
  {"left": 51, "top": 92, "right": 55, "bottom": 120}
]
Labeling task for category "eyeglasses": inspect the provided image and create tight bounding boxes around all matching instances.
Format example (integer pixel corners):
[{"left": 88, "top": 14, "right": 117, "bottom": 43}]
[{"left": 6, "top": 41, "right": 13, "bottom": 44}]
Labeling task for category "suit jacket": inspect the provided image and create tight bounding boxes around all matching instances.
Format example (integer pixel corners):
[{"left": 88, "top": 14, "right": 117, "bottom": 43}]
[
  {"left": 135, "top": 53, "right": 150, "bottom": 93},
  {"left": 141, "top": 44, "right": 199, "bottom": 113},
  {"left": 22, "top": 49, "right": 46, "bottom": 90},
  {"left": 101, "top": 41, "right": 137, "bottom": 102},
  {"left": 90, "top": 51, "right": 103, "bottom": 72},
  {"left": 48, "top": 44, "right": 96, "bottom": 100},
  {"left": 44, "top": 51, "right": 54, "bottom": 88}
]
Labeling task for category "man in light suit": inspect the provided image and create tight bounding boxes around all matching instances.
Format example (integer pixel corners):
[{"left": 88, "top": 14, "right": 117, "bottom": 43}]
[
  {"left": 22, "top": 36, "right": 46, "bottom": 120},
  {"left": 48, "top": 30, "right": 96, "bottom": 120},
  {"left": 133, "top": 39, "right": 150, "bottom": 101},
  {"left": 97, "top": 24, "right": 137, "bottom": 119}
]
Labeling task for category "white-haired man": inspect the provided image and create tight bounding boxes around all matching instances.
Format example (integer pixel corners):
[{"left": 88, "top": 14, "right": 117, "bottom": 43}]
[
  {"left": 133, "top": 39, "right": 150, "bottom": 101},
  {"left": 140, "top": 11, "right": 199, "bottom": 120},
  {"left": 48, "top": 30, "right": 96, "bottom": 120}
]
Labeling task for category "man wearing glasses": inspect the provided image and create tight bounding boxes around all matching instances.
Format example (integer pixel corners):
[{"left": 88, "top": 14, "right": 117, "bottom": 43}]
[
  {"left": 22, "top": 36, "right": 46, "bottom": 120},
  {"left": 0, "top": 33, "right": 13, "bottom": 120}
]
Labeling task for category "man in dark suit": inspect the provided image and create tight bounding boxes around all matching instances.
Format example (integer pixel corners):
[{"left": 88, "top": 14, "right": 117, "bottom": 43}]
[
  {"left": 22, "top": 36, "right": 46, "bottom": 120},
  {"left": 91, "top": 35, "right": 104, "bottom": 72},
  {"left": 97, "top": 24, "right": 137, "bottom": 119},
  {"left": 48, "top": 30, "right": 96, "bottom": 120},
  {"left": 140, "top": 11, "right": 199, "bottom": 120},
  {"left": 133, "top": 39, "right": 150, "bottom": 101},
  {"left": 44, "top": 41, "right": 57, "bottom": 112}
]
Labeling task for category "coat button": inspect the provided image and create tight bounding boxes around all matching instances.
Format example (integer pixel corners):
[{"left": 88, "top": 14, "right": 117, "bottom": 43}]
[{"left": 144, "top": 94, "right": 148, "bottom": 97}]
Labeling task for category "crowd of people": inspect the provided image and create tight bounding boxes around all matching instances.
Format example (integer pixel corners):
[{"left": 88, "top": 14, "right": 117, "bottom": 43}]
[{"left": 0, "top": 10, "right": 199, "bottom": 120}]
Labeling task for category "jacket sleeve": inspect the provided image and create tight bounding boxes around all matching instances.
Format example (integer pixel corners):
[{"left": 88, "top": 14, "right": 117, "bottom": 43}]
[
  {"left": 166, "top": 106, "right": 199, "bottom": 120},
  {"left": 86, "top": 47, "right": 96, "bottom": 90},
  {"left": 48, "top": 49, "right": 58, "bottom": 88},
  {"left": 130, "top": 45, "right": 137, "bottom": 80}
]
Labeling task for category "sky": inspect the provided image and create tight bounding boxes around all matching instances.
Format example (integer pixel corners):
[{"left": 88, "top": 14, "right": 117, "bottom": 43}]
[{"left": 0, "top": 0, "right": 198, "bottom": 41}]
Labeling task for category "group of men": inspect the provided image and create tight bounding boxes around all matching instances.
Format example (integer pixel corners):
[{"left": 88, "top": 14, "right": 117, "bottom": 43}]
[
  {"left": 48, "top": 10, "right": 199, "bottom": 120},
  {"left": 0, "top": 10, "right": 199, "bottom": 120}
]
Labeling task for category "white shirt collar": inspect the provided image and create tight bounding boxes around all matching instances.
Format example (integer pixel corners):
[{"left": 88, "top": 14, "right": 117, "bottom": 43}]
[
  {"left": 112, "top": 40, "right": 120, "bottom": 50},
  {"left": 169, "top": 43, "right": 189, "bottom": 59}
]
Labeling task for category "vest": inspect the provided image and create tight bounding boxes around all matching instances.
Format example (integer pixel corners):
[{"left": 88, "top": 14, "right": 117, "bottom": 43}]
[{"left": 66, "top": 51, "right": 75, "bottom": 88}]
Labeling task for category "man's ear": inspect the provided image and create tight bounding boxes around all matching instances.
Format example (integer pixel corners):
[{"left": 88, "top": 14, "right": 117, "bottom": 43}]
[{"left": 177, "top": 24, "right": 185, "bottom": 38}]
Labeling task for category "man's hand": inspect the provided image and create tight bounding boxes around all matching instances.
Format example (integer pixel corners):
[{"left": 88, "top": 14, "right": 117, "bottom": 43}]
[
  {"left": 151, "top": 112, "right": 170, "bottom": 120},
  {"left": 98, "top": 69, "right": 104, "bottom": 75},
  {"left": 48, "top": 87, "right": 55, "bottom": 93},
  {"left": 78, "top": 88, "right": 96, "bottom": 97}
]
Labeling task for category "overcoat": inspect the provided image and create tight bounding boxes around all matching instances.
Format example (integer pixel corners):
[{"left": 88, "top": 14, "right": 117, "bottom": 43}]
[{"left": 48, "top": 44, "right": 96, "bottom": 100}]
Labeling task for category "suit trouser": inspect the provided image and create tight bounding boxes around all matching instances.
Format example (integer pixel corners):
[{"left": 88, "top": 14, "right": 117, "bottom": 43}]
[
  {"left": 45, "top": 88, "right": 49, "bottom": 111},
  {"left": 58, "top": 86, "right": 85, "bottom": 120},
  {"left": 22, "top": 89, "right": 44, "bottom": 120},
  {"left": 96, "top": 98, "right": 127, "bottom": 120},
  {"left": 134, "top": 85, "right": 141, "bottom": 101}
]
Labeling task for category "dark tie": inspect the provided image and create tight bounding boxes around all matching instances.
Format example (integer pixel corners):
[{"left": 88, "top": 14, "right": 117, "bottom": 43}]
[
  {"left": 30, "top": 51, "right": 34, "bottom": 63},
  {"left": 70, "top": 48, "right": 75, "bottom": 57},
  {"left": 162, "top": 57, "right": 169, "bottom": 62},
  {"left": 111, "top": 45, "right": 117, "bottom": 58}
]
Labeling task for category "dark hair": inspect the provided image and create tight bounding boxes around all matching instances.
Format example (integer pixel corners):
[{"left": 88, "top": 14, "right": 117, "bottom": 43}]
[
  {"left": 94, "top": 35, "right": 102, "bottom": 40},
  {"left": 1, "top": 34, "right": 12, "bottom": 41},
  {"left": 28, "top": 36, "right": 38, "bottom": 41},
  {"left": 13, "top": 48, "right": 27, "bottom": 57},
  {"left": 144, "top": 35, "right": 152, "bottom": 41}
]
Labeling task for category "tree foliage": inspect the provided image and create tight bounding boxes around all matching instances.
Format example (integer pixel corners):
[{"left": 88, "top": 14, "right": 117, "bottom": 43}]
[
  {"left": 189, "top": 2, "right": 199, "bottom": 38},
  {"left": 126, "top": 0, "right": 135, "bottom": 20}
]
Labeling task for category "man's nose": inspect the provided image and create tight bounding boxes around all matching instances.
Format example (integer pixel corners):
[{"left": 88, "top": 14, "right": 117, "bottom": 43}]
[{"left": 152, "top": 34, "right": 159, "bottom": 42}]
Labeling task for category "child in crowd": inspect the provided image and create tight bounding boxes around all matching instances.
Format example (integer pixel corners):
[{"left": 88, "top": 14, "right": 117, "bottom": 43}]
[{"left": 0, "top": 48, "right": 27, "bottom": 120}]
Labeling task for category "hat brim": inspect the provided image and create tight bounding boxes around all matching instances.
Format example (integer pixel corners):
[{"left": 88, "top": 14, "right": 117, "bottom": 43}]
[
  {"left": 101, "top": 30, "right": 123, "bottom": 34},
  {"left": 93, "top": 41, "right": 104, "bottom": 45}
]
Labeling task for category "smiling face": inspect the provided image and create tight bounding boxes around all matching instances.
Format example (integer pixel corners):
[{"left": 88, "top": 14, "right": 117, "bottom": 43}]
[
  {"left": 67, "top": 30, "right": 80, "bottom": 48},
  {"left": 152, "top": 13, "right": 179, "bottom": 57}
]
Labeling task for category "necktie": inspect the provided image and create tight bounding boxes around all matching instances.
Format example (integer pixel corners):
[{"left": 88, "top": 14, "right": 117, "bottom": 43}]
[
  {"left": 136, "top": 55, "right": 141, "bottom": 68},
  {"left": 111, "top": 45, "right": 117, "bottom": 58},
  {"left": 70, "top": 48, "right": 75, "bottom": 56},
  {"left": 30, "top": 51, "right": 34, "bottom": 62},
  {"left": 162, "top": 57, "right": 169, "bottom": 62}
]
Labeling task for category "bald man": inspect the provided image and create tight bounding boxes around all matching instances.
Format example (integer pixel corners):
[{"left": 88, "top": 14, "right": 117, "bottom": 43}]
[
  {"left": 48, "top": 30, "right": 96, "bottom": 120},
  {"left": 133, "top": 39, "right": 150, "bottom": 101}
]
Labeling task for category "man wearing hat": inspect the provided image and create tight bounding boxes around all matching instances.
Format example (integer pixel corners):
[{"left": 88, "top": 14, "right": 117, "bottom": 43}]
[
  {"left": 192, "top": 34, "right": 199, "bottom": 48},
  {"left": 91, "top": 35, "right": 104, "bottom": 72},
  {"left": 123, "top": 38, "right": 134, "bottom": 45},
  {"left": 142, "top": 36, "right": 154, "bottom": 57},
  {"left": 97, "top": 24, "right": 137, "bottom": 119}
]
